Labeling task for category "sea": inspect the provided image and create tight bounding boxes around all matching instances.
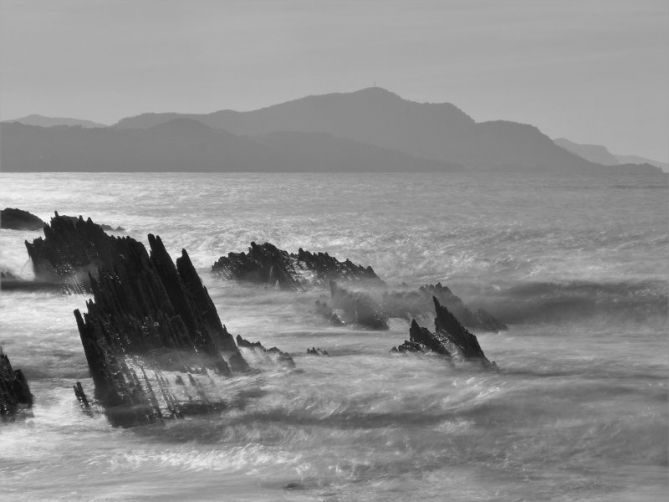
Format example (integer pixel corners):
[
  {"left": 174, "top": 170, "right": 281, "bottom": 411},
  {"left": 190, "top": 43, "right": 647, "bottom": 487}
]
[{"left": 0, "top": 171, "right": 667, "bottom": 501}]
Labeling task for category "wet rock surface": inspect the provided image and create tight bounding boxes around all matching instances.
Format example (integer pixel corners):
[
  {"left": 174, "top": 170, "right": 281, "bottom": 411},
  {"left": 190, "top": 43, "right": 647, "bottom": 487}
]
[
  {"left": 74, "top": 233, "right": 250, "bottom": 427},
  {"left": 393, "top": 298, "right": 496, "bottom": 369},
  {"left": 236, "top": 335, "right": 295, "bottom": 368},
  {"left": 0, "top": 207, "right": 44, "bottom": 231},
  {"left": 0, "top": 348, "right": 33, "bottom": 419},
  {"left": 212, "top": 241, "right": 383, "bottom": 290}
]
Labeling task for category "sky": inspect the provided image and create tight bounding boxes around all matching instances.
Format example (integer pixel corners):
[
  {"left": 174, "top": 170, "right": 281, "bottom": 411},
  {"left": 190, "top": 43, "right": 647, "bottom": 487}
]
[{"left": 1, "top": 0, "right": 667, "bottom": 161}]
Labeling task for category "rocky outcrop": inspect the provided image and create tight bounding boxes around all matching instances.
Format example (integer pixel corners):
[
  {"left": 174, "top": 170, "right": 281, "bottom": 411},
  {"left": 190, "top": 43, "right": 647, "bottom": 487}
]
[
  {"left": 306, "top": 347, "right": 329, "bottom": 356},
  {"left": 329, "top": 281, "right": 389, "bottom": 330},
  {"left": 74, "top": 233, "right": 249, "bottom": 427},
  {"left": 1, "top": 208, "right": 44, "bottom": 230},
  {"left": 383, "top": 282, "right": 506, "bottom": 332},
  {"left": 212, "top": 242, "right": 383, "bottom": 290},
  {"left": 24, "top": 212, "right": 125, "bottom": 291},
  {"left": 0, "top": 348, "right": 33, "bottom": 419},
  {"left": 393, "top": 298, "right": 495, "bottom": 369},
  {"left": 236, "top": 335, "right": 295, "bottom": 368}
]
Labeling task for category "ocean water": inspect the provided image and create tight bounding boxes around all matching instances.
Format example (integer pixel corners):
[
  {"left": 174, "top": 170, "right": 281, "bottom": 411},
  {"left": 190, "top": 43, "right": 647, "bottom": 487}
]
[{"left": 0, "top": 171, "right": 667, "bottom": 501}]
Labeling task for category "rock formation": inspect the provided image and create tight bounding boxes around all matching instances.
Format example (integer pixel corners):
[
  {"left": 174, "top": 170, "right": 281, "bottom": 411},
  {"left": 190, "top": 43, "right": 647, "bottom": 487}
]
[
  {"left": 212, "top": 241, "right": 383, "bottom": 290},
  {"left": 74, "top": 233, "right": 250, "bottom": 427},
  {"left": 329, "top": 281, "right": 389, "bottom": 330},
  {"left": 392, "top": 298, "right": 496, "bottom": 369},
  {"left": 0, "top": 348, "right": 33, "bottom": 419},
  {"left": 383, "top": 282, "right": 506, "bottom": 332},
  {"left": 236, "top": 335, "right": 295, "bottom": 368},
  {"left": 306, "top": 347, "right": 329, "bottom": 356},
  {"left": 25, "top": 212, "right": 124, "bottom": 291},
  {"left": 1, "top": 207, "right": 44, "bottom": 230}
]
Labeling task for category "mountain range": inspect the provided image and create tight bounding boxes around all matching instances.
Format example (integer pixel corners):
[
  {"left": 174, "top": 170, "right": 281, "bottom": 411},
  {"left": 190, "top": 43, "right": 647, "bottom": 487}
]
[{"left": 1, "top": 88, "right": 663, "bottom": 174}]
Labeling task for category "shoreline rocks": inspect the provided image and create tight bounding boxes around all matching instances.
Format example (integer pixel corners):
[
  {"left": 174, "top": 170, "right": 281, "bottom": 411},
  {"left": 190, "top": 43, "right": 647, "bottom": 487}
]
[
  {"left": 212, "top": 241, "right": 383, "bottom": 290},
  {"left": 1, "top": 208, "right": 44, "bottom": 231},
  {"left": 0, "top": 348, "right": 33, "bottom": 419},
  {"left": 74, "top": 232, "right": 250, "bottom": 427},
  {"left": 393, "top": 297, "right": 496, "bottom": 369}
]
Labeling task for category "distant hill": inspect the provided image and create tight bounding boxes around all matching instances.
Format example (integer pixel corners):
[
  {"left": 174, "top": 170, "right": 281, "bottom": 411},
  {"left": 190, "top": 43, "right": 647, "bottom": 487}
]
[
  {"left": 5, "top": 114, "right": 106, "bottom": 129},
  {"left": 0, "top": 119, "right": 459, "bottom": 172},
  {"left": 114, "top": 87, "right": 660, "bottom": 174},
  {"left": 614, "top": 154, "right": 668, "bottom": 172},
  {"left": 554, "top": 138, "right": 620, "bottom": 165},
  {"left": 555, "top": 137, "right": 668, "bottom": 172},
  {"left": 3, "top": 89, "right": 662, "bottom": 174}
]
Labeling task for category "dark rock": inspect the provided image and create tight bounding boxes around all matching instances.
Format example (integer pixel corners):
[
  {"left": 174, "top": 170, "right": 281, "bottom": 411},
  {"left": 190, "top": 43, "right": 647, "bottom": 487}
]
[
  {"left": 73, "top": 381, "right": 90, "bottom": 409},
  {"left": 74, "top": 233, "right": 249, "bottom": 427},
  {"left": 383, "top": 282, "right": 506, "bottom": 331},
  {"left": 0, "top": 348, "right": 33, "bottom": 419},
  {"left": 392, "top": 297, "right": 495, "bottom": 369},
  {"left": 329, "top": 281, "right": 389, "bottom": 330},
  {"left": 1, "top": 207, "right": 44, "bottom": 230},
  {"left": 314, "top": 299, "right": 345, "bottom": 326},
  {"left": 391, "top": 340, "right": 425, "bottom": 353},
  {"left": 236, "top": 335, "right": 295, "bottom": 368},
  {"left": 306, "top": 347, "right": 329, "bottom": 356},
  {"left": 212, "top": 241, "right": 383, "bottom": 290},
  {"left": 25, "top": 212, "right": 125, "bottom": 291}
]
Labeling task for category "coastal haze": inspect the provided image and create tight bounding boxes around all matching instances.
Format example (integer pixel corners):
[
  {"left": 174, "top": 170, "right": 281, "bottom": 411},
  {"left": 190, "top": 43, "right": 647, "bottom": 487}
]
[{"left": 1, "top": 1, "right": 668, "bottom": 502}]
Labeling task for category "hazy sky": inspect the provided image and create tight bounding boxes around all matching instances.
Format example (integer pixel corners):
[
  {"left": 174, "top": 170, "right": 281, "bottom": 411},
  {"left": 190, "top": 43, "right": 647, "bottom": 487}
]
[{"left": 1, "top": 0, "right": 667, "bottom": 161}]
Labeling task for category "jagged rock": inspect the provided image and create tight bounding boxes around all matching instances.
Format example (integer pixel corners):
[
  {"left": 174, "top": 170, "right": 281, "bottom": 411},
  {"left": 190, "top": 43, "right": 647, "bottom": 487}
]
[
  {"left": 212, "top": 241, "right": 383, "bottom": 290},
  {"left": 74, "top": 233, "right": 249, "bottom": 427},
  {"left": 25, "top": 212, "right": 125, "bottom": 291},
  {"left": 0, "top": 348, "right": 33, "bottom": 419},
  {"left": 383, "top": 282, "right": 506, "bottom": 332},
  {"left": 306, "top": 347, "right": 329, "bottom": 356},
  {"left": 314, "top": 299, "right": 345, "bottom": 326},
  {"left": 1, "top": 207, "right": 44, "bottom": 230},
  {"left": 392, "top": 298, "right": 495, "bottom": 369},
  {"left": 236, "top": 335, "right": 295, "bottom": 368},
  {"left": 329, "top": 281, "right": 389, "bottom": 330}
]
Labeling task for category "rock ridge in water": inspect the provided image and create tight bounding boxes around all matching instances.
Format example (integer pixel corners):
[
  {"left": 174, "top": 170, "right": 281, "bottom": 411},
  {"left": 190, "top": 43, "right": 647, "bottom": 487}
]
[
  {"left": 74, "top": 232, "right": 249, "bottom": 427},
  {"left": 0, "top": 348, "right": 33, "bottom": 419},
  {"left": 383, "top": 282, "right": 506, "bottom": 332},
  {"left": 236, "top": 335, "right": 295, "bottom": 368},
  {"left": 1, "top": 207, "right": 45, "bottom": 230},
  {"left": 212, "top": 241, "right": 384, "bottom": 290},
  {"left": 393, "top": 297, "right": 496, "bottom": 369}
]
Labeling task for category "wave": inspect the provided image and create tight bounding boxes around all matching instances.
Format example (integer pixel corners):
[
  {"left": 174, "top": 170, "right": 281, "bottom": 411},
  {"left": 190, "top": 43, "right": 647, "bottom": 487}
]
[{"left": 473, "top": 279, "right": 668, "bottom": 325}]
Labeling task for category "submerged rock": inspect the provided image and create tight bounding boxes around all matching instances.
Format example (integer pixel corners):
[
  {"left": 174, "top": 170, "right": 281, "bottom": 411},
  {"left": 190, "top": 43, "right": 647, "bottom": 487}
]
[
  {"left": 236, "top": 335, "right": 295, "bottom": 368},
  {"left": 0, "top": 348, "right": 33, "bottom": 419},
  {"left": 314, "top": 298, "right": 345, "bottom": 326},
  {"left": 383, "top": 282, "right": 506, "bottom": 332},
  {"left": 74, "top": 233, "right": 250, "bottom": 427},
  {"left": 392, "top": 297, "right": 496, "bottom": 369},
  {"left": 0, "top": 207, "right": 44, "bottom": 230},
  {"left": 212, "top": 241, "right": 383, "bottom": 290},
  {"left": 329, "top": 281, "right": 389, "bottom": 330}
]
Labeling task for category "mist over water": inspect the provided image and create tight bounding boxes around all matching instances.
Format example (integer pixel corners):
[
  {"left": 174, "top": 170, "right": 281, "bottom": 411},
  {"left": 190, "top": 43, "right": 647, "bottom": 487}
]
[{"left": 1, "top": 172, "right": 667, "bottom": 501}]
